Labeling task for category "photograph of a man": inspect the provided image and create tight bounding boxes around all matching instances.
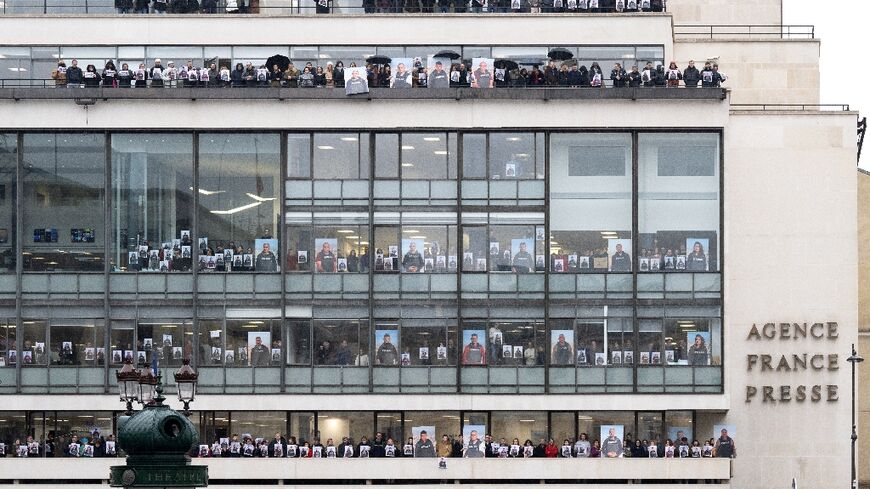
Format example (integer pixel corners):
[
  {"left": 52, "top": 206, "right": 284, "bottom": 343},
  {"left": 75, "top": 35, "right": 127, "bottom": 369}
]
[
  {"left": 428, "top": 59, "right": 450, "bottom": 88},
  {"left": 315, "top": 239, "right": 337, "bottom": 273},
  {"left": 376, "top": 331, "right": 399, "bottom": 366},
  {"left": 255, "top": 239, "right": 278, "bottom": 272},
  {"left": 471, "top": 58, "right": 494, "bottom": 88},
  {"left": 402, "top": 240, "right": 425, "bottom": 272},
  {"left": 249, "top": 335, "right": 270, "bottom": 367},
  {"left": 461, "top": 331, "right": 486, "bottom": 365},
  {"left": 345, "top": 67, "right": 369, "bottom": 95},
  {"left": 391, "top": 59, "right": 413, "bottom": 88}
]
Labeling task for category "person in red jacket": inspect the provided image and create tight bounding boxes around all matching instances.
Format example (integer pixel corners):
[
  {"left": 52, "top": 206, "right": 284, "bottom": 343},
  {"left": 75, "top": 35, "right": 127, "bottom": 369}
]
[{"left": 545, "top": 438, "right": 558, "bottom": 458}]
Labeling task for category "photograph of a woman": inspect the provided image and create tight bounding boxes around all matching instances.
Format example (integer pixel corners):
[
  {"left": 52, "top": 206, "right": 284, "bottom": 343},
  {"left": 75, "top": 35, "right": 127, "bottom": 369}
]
[{"left": 685, "top": 239, "right": 709, "bottom": 271}]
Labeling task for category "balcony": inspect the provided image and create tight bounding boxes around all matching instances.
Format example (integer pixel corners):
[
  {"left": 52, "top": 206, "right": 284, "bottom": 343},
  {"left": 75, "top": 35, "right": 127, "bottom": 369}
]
[
  {"left": 0, "top": 457, "right": 731, "bottom": 487},
  {"left": 0, "top": 86, "right": 728, "bottom": 101}
]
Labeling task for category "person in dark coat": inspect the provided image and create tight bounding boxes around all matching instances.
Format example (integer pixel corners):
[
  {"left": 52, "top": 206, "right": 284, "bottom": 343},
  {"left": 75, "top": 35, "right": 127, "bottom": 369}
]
[
  {"left": 150, "top": 59, "right": 165, "bottom": 88},
  {"left": 683, "top": 60, "right": 701, "bottom": 88},
  {"left": 566, "top": 65, "right": 581, "bottom": 87},
  {"left": 83, "top": 65, "right": 100, "bottom": 87},
  {"left": 544, "top": 61, "right": 560, "bottom": 86},
  {"left": 102, "top": 61, "right": 118, "bottom": 87},
  {"left": 66, "top": 59, "right": 84, "bottom": 87},
  {"left": 115, "top": 0, "right": 133, "bottom": 13},
  {"left": 231, "top": 63, "right": 245, "bottom": 87},
  {"left": 577, "top": 65, "right": 590, "bottom": 87},
  {"left": 654, "top": 65, "right": 667, "bottom": 87},
  {"left": 627, "top": 65, "right": 642, "bottom": 87},
  {"left": 610, "top": 63, "right": 627, "bottom": 87},
  {"left": 134, "top": 0, "right": 149, "bottom": 12}
]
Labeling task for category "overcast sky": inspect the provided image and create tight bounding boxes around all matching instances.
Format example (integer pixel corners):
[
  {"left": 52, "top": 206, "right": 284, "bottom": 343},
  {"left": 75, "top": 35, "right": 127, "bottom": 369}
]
[{"left": 783, "top": 0, "right": 868, "bottom": 115}]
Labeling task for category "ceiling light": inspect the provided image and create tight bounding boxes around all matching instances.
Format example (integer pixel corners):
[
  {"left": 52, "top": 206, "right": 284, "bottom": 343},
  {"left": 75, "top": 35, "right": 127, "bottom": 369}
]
[
  {"left": 403, "top": 230, "right": 420, "bottom": 233},
  {"left": 410, "top": 235, "right": 426, "bottom": 239},
  {"left": 340, "top": 137, "right": 358, "bottom": 142},
  {"left": 423, "top": 137, "right": 441, "bottom": 142},
  {"left": 347, "top": 235, "right": 360, "bottom": 239},
  {"left": 210, "top": 201, "right": 262, "bottom": 215},
  {"left": 317, "top": 145, "right": 335, "bottom": 150},
  {"left": 245, "top": 193, "right": 277, "bottom": 202},
  {"left": 401, "top": 145, "right": 415, "bottom": 150},
  {"left": 401, "top": 163, "right": 414, "bottom": 167},
  {"left": 337, "top": 230, "right": 356, "bottom": 234},
  {"left": 189, "top": 187, "right": 225, "bottom": 196},
  {"left": 433, "top": 150, "right": 448, "bottom": 155},
  {"left": 506, "top": 137, "right": 521, "bottom": 141},
  {"left": 514, "top": 153, "right": 530, "bottom": 157}
]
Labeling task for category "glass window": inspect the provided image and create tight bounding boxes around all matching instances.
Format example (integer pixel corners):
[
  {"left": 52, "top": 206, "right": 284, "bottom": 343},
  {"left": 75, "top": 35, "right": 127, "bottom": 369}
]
[
  {"left": 639, "top": 133, "right": 720, "bottom": 272},
  {"left": 50, "top": 319, "right": 105, "bottom": 367},
  {"left": 313, "top": 320, "right": 367, "bottom": 366},
  {"left": 290, "top": 412, "right": 315, "bottom": 444},
  {"left": 489, "top": 225, "right": 539, "bottom": 273},
  {"left": 578, "top": 411, "right": 635, "bottom": 445},
  {"left": 376, "top": 412, "right": 402, "bottom": 443},
  {"left": 489, "top": 133, "right": 539, "bottom": 180},
  {"left": 462, "top": 411, "right": 488, "bottom": 437},
  {"left": 375, "top": 133, "right": 399, "bottom": 178},
  {"left": 665, "top": 411, "right": 694, "bottom": 444},
  {"left": 638, "top": 319, "right": 663, "bottom": 365},
  {"left": 22, "top": 133, "right": 105, "bottom": 271},
  {"left": 461, "top": 226, "right": 488, "bottom": 272},
  {"left": 136, "top": 320, "right": 193, "bottom": 368},
  {"left": 198, "top": 319, "right": 223, "bottom": 367},
  {"left": 0, "top": 134, "right": 16, "bottom": 273},
  {"left": 20, "top": 320, "right": 47, "bottom": 366},
  {"left": 0, "top": 412, "right": 27, "bottom": 447},
  {"left": 287, "top": 134, "right": 311, "bottom": 179},
  {"left": 488, "top": 321, "right": 544, "bottom": 366},
  {"left": 663, "top": 316, "right": 720, "bottom": 366},
  {"left": 550, "top": 133, "right": 632, "bottom": 273},
  {"left": 491, "top": 412, "right": 547, "bottom": 445},
  {"left": 403, "top": 411, "right": 460, "bottom": 446},
  {"left": 330, "top": 226, "right": 368, "bottom": 274},
  {"left": 0, "top": 319, "right": 16, "bottom": 366},
  {"left": 462, "top": 134, "right": 486, "bottom": 179},
  {"left": 53, "top": 412, "right": 113, "bottom": 444},
  {"left": 576, "top": 308, "right": 634, "bottom": 367},
  {"left": 373, "top": 226, "right": 399, "bottom": 272},
  {"left": 400, "top": 133, "right": 456, "bottom": 180},
  {"left": 231, "top": 411, "right": 286, "bottom": 439},
  {"left": 318, "top": 412, "right": 371, "bottom": 444},
  {"left": 401, "top": 320, "right": 454, "bottom": 366},
  {"left": 400, "top": 225, "right": 458, "bottom": 273},
  {"left": 638, "top": 412, "right": 664, "bottom": 443},
  {"left": 198, "top": 134, "right": 281, "bottom": 272},
  {"left": 109, "top": 320, "right": 134, "bottom": 367},
  {"left": 285, "top": 321, "right": 311, "bottom": 365},
  {"left": 313, "top": 133, "right": 369, "bottom": 180},
  {"left": 226, "top": 319, "right": 281, "bottom": 367},
  {"left": 111, "top": 134, "right": 193, "bottom": 273},
  {"left": 550, "top": 412, "right": 576, "bottom": 443}
]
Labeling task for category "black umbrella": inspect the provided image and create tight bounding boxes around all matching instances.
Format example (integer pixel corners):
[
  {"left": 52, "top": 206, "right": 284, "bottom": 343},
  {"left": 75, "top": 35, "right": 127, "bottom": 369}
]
[
  {"left": 366, "top": 55, "right": 392, "bottom": 65},
  {"left": 265, "top": 54, "right": 291, "bottom": 71},
  {"left": 494, "top": 59, "right": 519, "bottom": 71},
  {"left": 434, "top": 50, "right": 461, "bottom": 60},
  {"left": 548, "top": 48, "right": 574, "bottom": 61}
]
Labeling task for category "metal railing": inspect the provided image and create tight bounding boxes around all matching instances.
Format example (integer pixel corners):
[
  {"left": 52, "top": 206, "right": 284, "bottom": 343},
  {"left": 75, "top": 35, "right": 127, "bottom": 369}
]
[
  {"left": 674, "top": 24, "right": 815, "bottom": 40},
  {"left": 0, "top": 0, "right": 667, "bottom": 14},
  {"left": 730, "top": 103, "right": 851, "bottom": 112}
]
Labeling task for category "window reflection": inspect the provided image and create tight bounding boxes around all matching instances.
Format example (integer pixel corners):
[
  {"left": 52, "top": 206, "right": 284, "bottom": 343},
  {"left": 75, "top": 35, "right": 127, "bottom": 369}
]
[
  {"left": 198, "top": 134, "right": 280, "bottom": 273},
  {"left": 22, "top": 133, "right": 105, "bottom": 271},
  {"left": 0, "top": 134, "right": 16, "bottom": 273}
]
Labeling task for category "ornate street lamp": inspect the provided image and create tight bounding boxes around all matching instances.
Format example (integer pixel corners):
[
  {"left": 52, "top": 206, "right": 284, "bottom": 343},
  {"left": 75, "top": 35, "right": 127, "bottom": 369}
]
[
  {"left": 115, "top": 359, "right": 140, "bottom": 416},
  {"left": 137, "top": 366, "right": 158, "bottom": 406},
  {"left": 847, "top": 344, "right": 864, "bottom": 489},
  {"left": 111, "top": 362, "right": 208, "bottom": 488},
  {"left": 174, "top": 359, "right": 199, "bottom": 416}
]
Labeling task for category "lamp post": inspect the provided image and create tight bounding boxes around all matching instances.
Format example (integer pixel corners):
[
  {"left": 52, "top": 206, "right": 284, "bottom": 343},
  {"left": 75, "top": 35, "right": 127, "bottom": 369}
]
[
  {"left": 174, "top": 359, "right": 199, "bottom": 416},
  {"left": 115, "top": 359, "right": 139, "bottom": 416},
  {"left": 110, "top": 359, "right": 206, "bottom": 488},
  {"left": 847, "top": 343, "right": 864, "bottom": 489}
]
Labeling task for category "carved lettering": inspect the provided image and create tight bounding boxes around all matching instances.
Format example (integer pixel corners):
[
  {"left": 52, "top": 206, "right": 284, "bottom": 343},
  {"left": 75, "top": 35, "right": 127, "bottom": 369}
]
[
  {"left": 827, "top": 385, "right": 838, "bottom": 401},
  {"left": 796, "top": 385, "right": 806, "bottom": 401},
  {"left": 763, "top": 386, "right": 775, "bottom": 403},
  {"left": 763, "top": 323, "right": 776, "bottom": 339},
  {"left": 747, "top": 324, "right": 762, "bottom": 340},
  {"left": 780, "top": 385, "right": 791, "bottom": 402},
  {"left": 746, "top": 386, "right": 757, "bottom": 403}
]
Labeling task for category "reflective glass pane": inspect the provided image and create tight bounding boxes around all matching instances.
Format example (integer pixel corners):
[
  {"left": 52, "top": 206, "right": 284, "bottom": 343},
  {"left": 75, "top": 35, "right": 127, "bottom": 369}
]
[{"left": 22, "top": 133, "right": 105, "bottom": 271}]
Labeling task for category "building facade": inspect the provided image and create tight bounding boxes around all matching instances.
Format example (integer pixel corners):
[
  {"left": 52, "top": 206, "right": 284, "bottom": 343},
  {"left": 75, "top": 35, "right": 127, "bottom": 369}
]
[{"left": 0, "top": 2, "right": 860, "bottom": 488}]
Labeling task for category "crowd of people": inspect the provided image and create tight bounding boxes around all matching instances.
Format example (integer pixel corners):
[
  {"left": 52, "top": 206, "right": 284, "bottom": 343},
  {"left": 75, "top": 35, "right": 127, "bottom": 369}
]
[
  {"left": 112, "top": 0, "right": 665, "bottom": 14},
  {"left": 49, "top": 58, "right": 725, "bottom": 90},
  {"left": 0, "top": 428, "right": 736, "bottom": 460},
  {"left": 0, "top": 430, "right": 118, "bottom": 458}
]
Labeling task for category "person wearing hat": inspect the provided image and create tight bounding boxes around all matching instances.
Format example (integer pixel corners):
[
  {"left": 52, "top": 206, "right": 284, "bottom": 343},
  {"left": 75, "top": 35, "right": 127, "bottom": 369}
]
[
  {"left": 429, "top": 60, "right": 449, "bottom": 88},
  {"left": 150, "top": 59, "right": 165, "bottom": 88}
]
